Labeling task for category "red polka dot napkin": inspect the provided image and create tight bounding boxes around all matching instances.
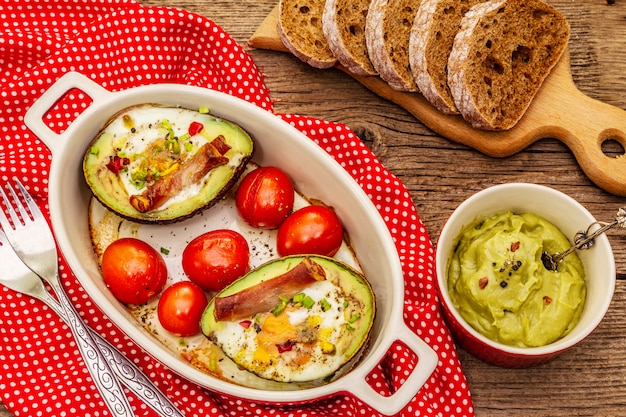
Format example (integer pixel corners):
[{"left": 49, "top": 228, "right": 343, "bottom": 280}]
[{"left": 0, "top": 1, "right": 474, "bottom": 416}]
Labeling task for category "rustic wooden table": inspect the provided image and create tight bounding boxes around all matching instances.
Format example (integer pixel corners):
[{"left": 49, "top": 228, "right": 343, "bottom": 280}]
[{"left": 2, "top": 0, "right": 626, "bottom": 416}]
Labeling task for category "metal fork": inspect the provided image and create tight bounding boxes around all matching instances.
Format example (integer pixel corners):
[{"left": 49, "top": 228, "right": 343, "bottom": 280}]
[
  {"left": 0, "top": 230, "right": 185, "bottom": 417},
  {"left": 0, "top": 179, "right": 135, "bottom": 417}
]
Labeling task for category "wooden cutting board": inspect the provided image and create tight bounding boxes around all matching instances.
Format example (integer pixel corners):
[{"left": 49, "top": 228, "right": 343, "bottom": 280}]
[{"left": 248, "top": 5, "right": 626, "bottom": 197}]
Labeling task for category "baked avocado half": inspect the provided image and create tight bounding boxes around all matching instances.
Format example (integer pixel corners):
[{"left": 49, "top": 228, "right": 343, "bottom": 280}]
[
  {"left": 201, "top": 255, "right": 375, "bottom": 383},
  {"left": 83, "top": 104, "right": 254, "bottom": 223}
]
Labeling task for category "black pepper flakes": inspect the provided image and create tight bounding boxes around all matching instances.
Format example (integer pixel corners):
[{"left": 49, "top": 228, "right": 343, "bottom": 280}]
[{"left": 500, "top": 281, "right": 508, "bottom": 288}]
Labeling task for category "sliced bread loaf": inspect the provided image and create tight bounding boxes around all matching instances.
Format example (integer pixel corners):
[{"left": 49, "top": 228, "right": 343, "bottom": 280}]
[
  {"left": 409, "top": 0, "right": 485, "bottom": 114},
  {"left": 323, "top": 0, "right": 377, "bottom": 76},
  {"left": 365, "top": 0, "right": 423, "bottom": 92},
  {"left": 447, "top": 0, "right": 570, "bottom": 130},
  {"left": 278, "top": 0, "right": 337, "bottom": 69}
]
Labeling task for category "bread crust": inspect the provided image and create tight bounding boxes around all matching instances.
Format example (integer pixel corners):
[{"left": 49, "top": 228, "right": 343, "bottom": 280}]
[
  {"left": 409, "top": 0, "right": 484, "bottom": 115},
  {"left": 447, "top": 0, "right": 570, "bottom": 130},
  {"left": 366, "top": 0, "right": 422, "bottom": 92},
  {"left": 323, "top": 0, "right": 377, "bottom": 76},
  {"left": 278, "top": 0, "right": 337, "bottom": 69}
]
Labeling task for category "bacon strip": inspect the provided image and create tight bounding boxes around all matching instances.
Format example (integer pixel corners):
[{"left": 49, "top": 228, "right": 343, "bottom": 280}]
[
  {"left": 130, "top": 136, "right": 231, "bottom": 213},
  {"left": 213, "top": 258, "right": 326, "bottom": 322}
]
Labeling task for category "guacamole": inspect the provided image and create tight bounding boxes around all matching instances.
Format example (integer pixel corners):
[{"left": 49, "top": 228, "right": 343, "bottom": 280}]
[{"left": 447, "top": 211, "right": 586, "bottom": 348}]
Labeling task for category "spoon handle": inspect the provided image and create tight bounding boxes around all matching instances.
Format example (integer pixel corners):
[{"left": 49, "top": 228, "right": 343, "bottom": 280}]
[
  {"left": 554, "top": 220, "right": 618, "bottom": 262},
  {"left": 552, "top": 207, "right": 626, "bottom": 266}
]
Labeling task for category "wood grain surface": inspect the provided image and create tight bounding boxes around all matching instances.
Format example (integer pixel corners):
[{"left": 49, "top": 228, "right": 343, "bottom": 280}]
[
  {"left": 250, "top": 5, "right": 626, "bottom": 197},
  {"left": 2, "top": 1, "right": 626, "bottom": 416}
]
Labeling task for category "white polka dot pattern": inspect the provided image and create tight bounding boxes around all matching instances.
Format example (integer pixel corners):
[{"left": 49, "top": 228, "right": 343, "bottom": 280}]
[{"left": 0, "top": 1, "right": 473, "bottom": 416}]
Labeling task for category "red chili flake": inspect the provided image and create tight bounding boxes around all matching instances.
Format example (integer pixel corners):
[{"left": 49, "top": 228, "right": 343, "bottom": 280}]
[
  {"left": 543, "top": 296, "right": 553, "bottom": 305},
  {"left": 478, "top": 277, "right": 489, "bottom": 289},
  {"left": 106, "top": 155, "right": 130, "bottom": 174},
  {"left": 239, "top": 320, "right": 252, "bottom": 329},
  {"left": 510, "top": 241, "right": 521, "bottom": 252},
  {"left": 276, "top": 340, "right": 294, "bottom": 353},
  {"left": 188, "top": 121, "right": 204, "bottom": 136}
]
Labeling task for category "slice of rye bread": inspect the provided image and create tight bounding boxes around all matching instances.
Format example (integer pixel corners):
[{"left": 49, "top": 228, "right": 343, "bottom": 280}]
[
  {"left": 322, "top": 0, "right": 377, "bottom": 76},
  {"left": 447, "top": 0, "right": 570, "bottom": 130},
  {"left": 365, "top": 0, "right": 423, "bottom": 92},
  {"left": 409, "top": 0, "right": 485, "bottom": 115},
  {"left": 278, "top": 0, "right": 337, "bottom": 69}
]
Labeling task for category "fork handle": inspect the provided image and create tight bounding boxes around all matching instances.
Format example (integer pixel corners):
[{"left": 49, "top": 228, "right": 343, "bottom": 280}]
[
  {"left": 40, "top": 289, "right": 185, "bottom": 417},
  {"left": 91, "top": 333, "right": 186, "bottom": 417},
  {"left": 55, "top": 286, "right": 136, "bottom": 417}
]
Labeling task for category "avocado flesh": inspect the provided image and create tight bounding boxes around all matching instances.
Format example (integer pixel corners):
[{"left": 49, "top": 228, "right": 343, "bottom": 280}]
[
  {"left": 83, "top": 104, "right": 254, "bottom": 224},
  {"left": 201, "top": 255, "right": 376, "bottom": 383}
]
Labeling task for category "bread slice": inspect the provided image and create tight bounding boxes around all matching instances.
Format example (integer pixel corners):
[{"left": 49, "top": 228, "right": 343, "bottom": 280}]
[
  {"left": 447, "top": 0, "right": 570, "bottom": 130},
  {"left": 278, "top": 0, "right": 337, "bottom": 69},
  {"left": 366, "top": 0, "right": 423, "bottom": 92},
  {"left": 323, "top": 0, "right": 377, "bottom": 76},
  {"left": 409, "top": 0, "right": 485, "bottom": 114}
]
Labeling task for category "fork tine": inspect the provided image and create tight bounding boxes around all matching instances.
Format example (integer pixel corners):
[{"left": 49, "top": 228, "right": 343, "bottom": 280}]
[
  {"left": 7, "top": 181, "right": 32, "bottom": 224},
  {"left": 0, "top": 185, "right": 20, "bottom": 230},
  {"left": 14, "top": 178, "right": 44, "bottom": 222}
]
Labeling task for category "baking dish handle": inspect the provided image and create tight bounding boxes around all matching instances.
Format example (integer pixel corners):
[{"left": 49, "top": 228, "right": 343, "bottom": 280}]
[
  {"left": 25, "top": 72, "right": 112, "bottom": 155},
  {"left": 348, "top": 322, "right": 439, "bottom": 416}
]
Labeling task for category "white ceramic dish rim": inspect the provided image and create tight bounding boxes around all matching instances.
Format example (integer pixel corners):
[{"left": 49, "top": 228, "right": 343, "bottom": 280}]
[
  {"left": 24, "top": 72, "right": 438, "bottom": 416},
  {"left": 436, "top": 182, "right": 616, "bottom": 356}
]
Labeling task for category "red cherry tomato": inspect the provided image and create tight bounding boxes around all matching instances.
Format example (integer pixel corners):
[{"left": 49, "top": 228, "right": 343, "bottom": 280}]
[
  {"left": 157, "top": 281, "right": 208, "bottom": 336},
  {"left": 182, "top": 229, "right": 250, "bottom": 292},
  {"left": 236, "top": 166, "right": 295, "bottom": 229},
  {"left": 101, "top": 238, "right": 167, "bottom": 305},
  {"left": 276, "top": 205, "right": 343, "bottom": 257}
]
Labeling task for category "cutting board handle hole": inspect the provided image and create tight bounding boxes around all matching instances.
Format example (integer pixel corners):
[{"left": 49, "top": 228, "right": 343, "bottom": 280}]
[{"left": 601, "top": 138, "right": 625, "bottom": 158}]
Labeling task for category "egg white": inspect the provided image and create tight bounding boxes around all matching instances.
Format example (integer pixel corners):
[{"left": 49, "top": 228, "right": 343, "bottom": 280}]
[{"left": 211, "top": 280, "right": 352, "bottom": 382}]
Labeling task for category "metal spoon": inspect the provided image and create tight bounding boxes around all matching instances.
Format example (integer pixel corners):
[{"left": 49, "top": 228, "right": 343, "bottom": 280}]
[{"left": 541, "top": 207, "right": 626, "bottom": 271}]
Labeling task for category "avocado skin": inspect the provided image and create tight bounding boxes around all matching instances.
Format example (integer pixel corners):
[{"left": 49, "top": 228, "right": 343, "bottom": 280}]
[{"left": 83, "top": 104, "right": 254, "bottom": 224}]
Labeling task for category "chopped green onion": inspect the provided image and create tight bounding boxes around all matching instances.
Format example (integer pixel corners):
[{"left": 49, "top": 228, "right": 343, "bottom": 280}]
[
  {"left": 272, "top": 303, "right": 286, "bottom": 316},
  {"left": 348, "top": 313, "right": 360, "bottom": 323},
  {"left": 160, "top": 247, "right": 170, "bottom": 255},
  {"left": 293, "top": 293, "right": 316, "bottom": 309},
  {"left": 302, "top": 295, "right": 315, "bottom": 309},
  {"left": 320, "top": 298, "right": 331, "bottom": 312},
  {"left": 346, "top": 324, "right": 355, "bottom": 331},
  {"left": 165, "top": 138, "right": 181, "bottom": 154},
  {"left": 292, "top": 293, "right": 305, "bottom": 305},
  {"left": 272, "top": 296, "right": 289, "bottom": 316},
  {"left": 90, "top": 146, "right": 99, "bottom": 155},
  {"left": 199, "top": 106, "right": 210, "bottom": 114}
]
